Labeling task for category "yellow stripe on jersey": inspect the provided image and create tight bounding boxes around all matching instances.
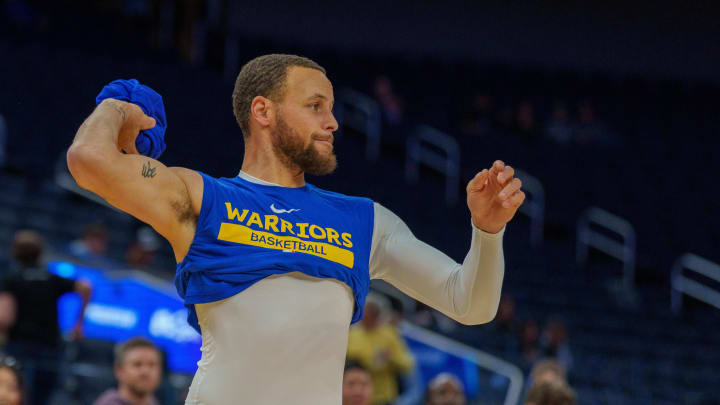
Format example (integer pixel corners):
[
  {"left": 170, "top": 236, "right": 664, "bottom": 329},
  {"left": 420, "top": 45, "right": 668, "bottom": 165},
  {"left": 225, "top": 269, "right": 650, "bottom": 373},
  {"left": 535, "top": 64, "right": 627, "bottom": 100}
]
[{"left": 217, "top": 222, "right": 355, "bottom": 269}]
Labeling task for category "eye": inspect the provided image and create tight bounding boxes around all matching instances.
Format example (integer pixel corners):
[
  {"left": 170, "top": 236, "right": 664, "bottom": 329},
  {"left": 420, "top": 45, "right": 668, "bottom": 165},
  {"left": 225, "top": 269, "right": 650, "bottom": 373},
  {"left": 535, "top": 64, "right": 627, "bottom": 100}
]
[{"left": 311, "top": 103, "right": 321, "bottom": 112}]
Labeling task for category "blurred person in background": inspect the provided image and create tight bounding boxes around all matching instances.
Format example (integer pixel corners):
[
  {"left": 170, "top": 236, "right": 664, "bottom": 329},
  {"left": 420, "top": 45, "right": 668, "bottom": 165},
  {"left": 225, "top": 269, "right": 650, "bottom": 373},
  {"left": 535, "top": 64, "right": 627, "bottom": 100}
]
[
  {"left": 68, "top": 221, "right": 110, "bottom": 263},
  {"left": 347, "top": 294, "right": 414, "bottom": 405},
  {"left": 0, "top": 356, "right": 23, "bottom": 405},
  {"left": 544, "top": 101, "right": 573, "bottom": 145},
  {"left": 424, "top": 373, "right": 466, "bottom": 405},
  {"left": 94, "top": 337, "right": 162, "bottom": 405},
  {"left": 524, "top": 380, "right": 576, "bottom": 405},
  {"left": 518, "top": 319, "right": 541, "bottom": 372},
  {"left": 0, "top": 230, "right": 91, "bottom": 405},
  {"left": 125, "top": 226, "right": 160, "bottom": 271},
  {"left": 0, "top": 113, "right": 7, "bottom": 169},
  {"left": 540, "top": 317, "right": 573, "bottom": 373},
  {"left": 514, "top": 100, "right": 538, "bottom": 139},
  {"left": 489, "top": 295, "right": 519, "bottom": 355},
  {"left": 459, "top": 91, "right": 494, "bottom": 137},
  {"left": 342, "top": 360, "right": 373, "bottom": 405},
  {"left": 573, "top": 100, "right": 615, "bottom": 146},
  {"left": 373, "top": 76, "right": 405, "bottom": 126},
  {"left": 529, "top": 359, "right": 566, "bottom": 386}
]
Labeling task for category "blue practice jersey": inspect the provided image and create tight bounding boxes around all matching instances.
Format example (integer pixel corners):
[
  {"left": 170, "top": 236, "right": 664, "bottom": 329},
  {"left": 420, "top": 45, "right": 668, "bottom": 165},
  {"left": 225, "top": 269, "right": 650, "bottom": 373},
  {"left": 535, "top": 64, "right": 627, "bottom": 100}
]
[{"left": 174, "top": 172, "right": 374, "bottom": 333}]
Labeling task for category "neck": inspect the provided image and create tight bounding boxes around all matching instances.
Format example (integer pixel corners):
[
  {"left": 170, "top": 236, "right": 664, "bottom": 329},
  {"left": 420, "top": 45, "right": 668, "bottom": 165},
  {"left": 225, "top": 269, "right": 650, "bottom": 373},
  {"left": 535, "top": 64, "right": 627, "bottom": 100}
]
[
  {"left": 118, "top": 386, "right": 151, "bottom": 405},
  {"left": 241, "top": 137, "right": 306, "bottom": 187}
]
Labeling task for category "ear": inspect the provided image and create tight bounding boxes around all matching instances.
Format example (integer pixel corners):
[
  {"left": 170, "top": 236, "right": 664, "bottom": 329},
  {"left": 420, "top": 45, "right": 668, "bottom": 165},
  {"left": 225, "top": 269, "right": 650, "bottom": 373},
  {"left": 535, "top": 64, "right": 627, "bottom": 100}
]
[{"left": 250, "top": 96, "right": 274, "bottom": 128}]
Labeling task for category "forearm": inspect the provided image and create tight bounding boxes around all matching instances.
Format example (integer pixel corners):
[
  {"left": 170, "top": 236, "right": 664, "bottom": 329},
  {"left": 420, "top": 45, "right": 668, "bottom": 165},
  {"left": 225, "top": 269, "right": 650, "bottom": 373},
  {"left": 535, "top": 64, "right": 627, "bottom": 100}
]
[
  {"left": 67, "top": 101, "right": 125, "bottom": 187},
  {"left": 69, "top": 100, "right": 124, "bottom": 153},
  {"left": 74, "top": 282, "right": 92, "bottom": 323},
  {"left": 371, "top": 203, "right": 505, "bottom": 325},
  {"left": 451, "top": 225, "right": 505, "bottom": 323}
]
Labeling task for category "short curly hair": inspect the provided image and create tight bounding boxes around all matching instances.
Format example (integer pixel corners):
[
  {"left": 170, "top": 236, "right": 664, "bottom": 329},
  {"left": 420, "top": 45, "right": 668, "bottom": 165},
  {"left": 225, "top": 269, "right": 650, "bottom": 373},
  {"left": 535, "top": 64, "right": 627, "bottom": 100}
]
[{"left": 232, "top": 54, "right": 326, "bottom": 138}]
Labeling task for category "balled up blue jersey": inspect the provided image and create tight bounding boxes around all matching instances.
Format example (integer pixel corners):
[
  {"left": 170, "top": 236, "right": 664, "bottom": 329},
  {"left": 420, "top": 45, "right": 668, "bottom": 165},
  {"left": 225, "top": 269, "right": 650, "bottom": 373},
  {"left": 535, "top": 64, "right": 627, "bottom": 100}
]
[{"left": 174, "top": 172, "right": 374, "bottom": 333}]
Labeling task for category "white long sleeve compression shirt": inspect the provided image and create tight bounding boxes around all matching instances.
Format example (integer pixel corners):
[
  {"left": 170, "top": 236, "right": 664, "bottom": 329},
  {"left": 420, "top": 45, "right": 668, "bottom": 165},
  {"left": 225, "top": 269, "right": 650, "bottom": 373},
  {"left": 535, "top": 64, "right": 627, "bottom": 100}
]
[{"left": 184, "top": 171, "right": 505, "bottom": 405}]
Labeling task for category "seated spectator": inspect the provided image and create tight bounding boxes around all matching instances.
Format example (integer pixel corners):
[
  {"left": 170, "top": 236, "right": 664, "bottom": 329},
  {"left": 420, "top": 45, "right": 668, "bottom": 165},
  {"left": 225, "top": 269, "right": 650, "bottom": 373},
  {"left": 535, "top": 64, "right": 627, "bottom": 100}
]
[
  {"left": 347, "top": 294, "right": 414, "bottom": 405},
  {"left": 0, "top": 230, "right": 92, "bottom": 405},
  {"left": 343, "top": 360, "right": 373, "bottom": 405},
  {"left": 518, "top": 319, "right": 541, "bottom": 372},
  {"left": 0, "top": 356, "right": 23, "bottom": 405},
  {"left": 525, "top": 380, "right": 576, "bottom": 405},
  {"left": 540, "top": 317, "right": 573, "bottom": 373},
  {"left": 529, "top": 359, "right": 567, "bottom": 386},
  {"left": 487, "top": 295, "right": 520, "bottom": 356},
  {"left": 459, "top": 91, "right": 494, "bottom": 137},
  {"left": 125, "top": 226, "right": 161, "bottom": 271},
  {"left": 94, "top": 337, "right": 162, "bottom": 405},
  {"left": 0, "top": 113, "right": 6, "bottom": 169},
  {"left": 68, "top": 222, "right": 110, "bottom": 264},
  {"left": 374, "top": 76, "right": 405, "bottom": 126},
  {"left": 514, "top": 100, "right": 538, "bottom": 138},
  {"left": 544, "top": 101, "right": 573, "bottom": 145},
  {"left": 573, "top": 100, "right": 618, "bottom": 146},
  {"left": 424, "top": 373, "right": 466, "bottom": 405}
]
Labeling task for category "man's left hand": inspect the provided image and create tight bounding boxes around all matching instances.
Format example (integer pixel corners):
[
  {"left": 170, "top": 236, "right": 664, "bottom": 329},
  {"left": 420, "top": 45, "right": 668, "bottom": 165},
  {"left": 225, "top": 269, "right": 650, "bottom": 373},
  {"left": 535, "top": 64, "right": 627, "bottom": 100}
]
[{"left": 467, "top": 160, "right": 525, "bottom": 234}]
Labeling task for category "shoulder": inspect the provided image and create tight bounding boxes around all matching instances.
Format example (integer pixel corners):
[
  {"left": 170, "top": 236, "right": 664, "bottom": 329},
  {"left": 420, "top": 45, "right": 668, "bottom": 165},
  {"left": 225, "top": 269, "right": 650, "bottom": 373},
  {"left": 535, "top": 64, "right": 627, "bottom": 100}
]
[{"left": 92, "top": 389, "right": 124, "bottom": 405}]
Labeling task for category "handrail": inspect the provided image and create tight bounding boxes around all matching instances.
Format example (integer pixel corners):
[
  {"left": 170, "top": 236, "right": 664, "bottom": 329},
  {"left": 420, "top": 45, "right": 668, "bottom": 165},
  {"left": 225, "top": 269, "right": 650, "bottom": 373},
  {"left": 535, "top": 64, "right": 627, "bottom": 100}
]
[
  {"left": 514, "top": 169, "right": 545, "bottom": 247},
  {"left": 576, "top": 207, "right": 636, "bottom": 289},
  {"left": 399, "top": 321, "right": 524, "bottom": 405},
  {"left": 334, "top": 88, "right": 382, "bottom": 161},
  {"left": 671, "top": 253, "right": 720, "bottom": 314},
  {"left": 405, "top": 125, "right": 460, "bottom": 205}
]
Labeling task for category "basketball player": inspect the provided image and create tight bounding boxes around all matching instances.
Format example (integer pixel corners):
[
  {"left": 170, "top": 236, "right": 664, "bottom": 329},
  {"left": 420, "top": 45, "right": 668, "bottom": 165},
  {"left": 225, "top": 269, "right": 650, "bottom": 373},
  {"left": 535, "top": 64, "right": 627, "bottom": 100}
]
[{"left": 66, "top": 54, "right": 525, "bottom": 404}]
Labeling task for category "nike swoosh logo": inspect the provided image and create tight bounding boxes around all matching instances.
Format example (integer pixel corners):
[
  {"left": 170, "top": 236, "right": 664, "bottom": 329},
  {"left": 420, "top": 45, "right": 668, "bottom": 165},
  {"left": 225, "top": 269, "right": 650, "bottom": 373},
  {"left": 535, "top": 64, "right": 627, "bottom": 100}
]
[{"left": 270, "top": 203, "right": 301, "bottom": 214}]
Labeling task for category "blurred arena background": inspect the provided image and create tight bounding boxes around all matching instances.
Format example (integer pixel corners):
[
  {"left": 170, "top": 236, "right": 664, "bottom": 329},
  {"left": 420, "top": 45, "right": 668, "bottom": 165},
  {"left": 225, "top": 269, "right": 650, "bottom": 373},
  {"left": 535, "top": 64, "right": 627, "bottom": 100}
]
[{"left": 1, "top": 1, "right": 719, "bottom": 404}]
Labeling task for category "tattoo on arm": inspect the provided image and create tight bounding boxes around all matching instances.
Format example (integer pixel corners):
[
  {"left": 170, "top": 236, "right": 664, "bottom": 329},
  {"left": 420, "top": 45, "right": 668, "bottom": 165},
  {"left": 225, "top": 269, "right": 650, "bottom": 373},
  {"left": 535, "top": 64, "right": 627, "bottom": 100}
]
[{"left": 142, "top": 161, "right": 157, "bottom": 178}]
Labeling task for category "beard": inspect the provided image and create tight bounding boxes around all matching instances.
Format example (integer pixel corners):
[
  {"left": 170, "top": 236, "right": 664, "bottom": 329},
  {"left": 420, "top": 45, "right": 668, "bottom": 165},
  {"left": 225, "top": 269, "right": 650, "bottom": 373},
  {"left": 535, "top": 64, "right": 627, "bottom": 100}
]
[
  {"left": 271, "top": 114, "right": 337, "bottom": 176},
  {"left": 127, "top": 381, "right": 155, "bottom": 397}
]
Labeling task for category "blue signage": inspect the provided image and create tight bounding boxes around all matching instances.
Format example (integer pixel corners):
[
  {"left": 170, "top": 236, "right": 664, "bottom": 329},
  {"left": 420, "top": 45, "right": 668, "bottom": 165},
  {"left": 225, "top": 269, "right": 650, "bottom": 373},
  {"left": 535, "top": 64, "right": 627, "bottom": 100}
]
[{"left": 48, "top": 261, "right": 201, "bottom": 375}]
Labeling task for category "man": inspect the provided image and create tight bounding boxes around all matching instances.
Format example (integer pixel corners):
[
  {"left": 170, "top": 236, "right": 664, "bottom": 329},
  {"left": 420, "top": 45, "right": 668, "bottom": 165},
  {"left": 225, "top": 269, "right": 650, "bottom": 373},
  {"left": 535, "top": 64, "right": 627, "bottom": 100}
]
[
  {"left": 342, "top": 360, "right": 373, "bottom": 405},
  {"left": 529, "top": 359, "right": 566, "bottom": 386},
  {"left": 66, "top": 54, "right": 525, "bottom": 404},
  {"left": 524, "top": 380, "right": 576, "bottom": 405},
  {"left": 347, "top": 294, "right": 414, "bottom": 405},
  {"left": 425, "top": 373, "right": 466, "bottom": 405},
  {"left": 94, "top": 337, "right": 162, "bottom": 405},
  {"left": 0, "top": 230, "right": 92, "bottom": 405}
]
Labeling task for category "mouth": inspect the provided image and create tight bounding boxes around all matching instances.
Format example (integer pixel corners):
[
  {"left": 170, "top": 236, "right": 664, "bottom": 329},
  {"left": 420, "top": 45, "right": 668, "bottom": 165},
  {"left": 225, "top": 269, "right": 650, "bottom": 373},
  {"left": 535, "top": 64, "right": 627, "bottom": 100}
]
[{"left": 312, "top": 134, "right": 334, "bottom": 149}]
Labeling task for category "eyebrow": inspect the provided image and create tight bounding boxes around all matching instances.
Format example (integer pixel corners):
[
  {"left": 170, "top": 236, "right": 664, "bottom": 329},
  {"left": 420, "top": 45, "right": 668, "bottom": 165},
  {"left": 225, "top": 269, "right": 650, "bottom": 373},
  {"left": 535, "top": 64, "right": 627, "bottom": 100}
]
[{"left": 307, "top": 93, "right": 334, "bottom": 105}]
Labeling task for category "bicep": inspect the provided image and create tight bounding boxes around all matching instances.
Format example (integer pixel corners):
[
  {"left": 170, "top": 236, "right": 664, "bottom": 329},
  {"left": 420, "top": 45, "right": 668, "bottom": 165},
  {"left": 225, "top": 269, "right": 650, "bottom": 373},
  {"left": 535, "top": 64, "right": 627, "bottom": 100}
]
[
  {"left": 69, "top": 150, "right": 193, "bottom": 241},
  {"left": 370, "top": 204, "right": 462, "bottom": 312}
]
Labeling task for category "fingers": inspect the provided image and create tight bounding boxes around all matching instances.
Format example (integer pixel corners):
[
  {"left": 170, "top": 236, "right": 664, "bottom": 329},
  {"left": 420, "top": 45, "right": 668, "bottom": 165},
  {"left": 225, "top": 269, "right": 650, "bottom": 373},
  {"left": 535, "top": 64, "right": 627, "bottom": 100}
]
[
  {"left": 141, "top": 115, "right": 157, "bottom": 130},
  {"left": 488, "top": 160, "right": 505, "bottom": 178},
  {"left": 466, "top": 169, "right": 489, "bottom": 192},
  {"left": 127, "top": 139, "right": 139, "bottom": 155},
  {"left": 502, "top": 190, "right": 525, "bottom": 208},
  {"left": 497, "top": 165, "right": 515, "bottom": 185},
  {"left": 498, "top": 178, "right": 522, "bottom": 201}
]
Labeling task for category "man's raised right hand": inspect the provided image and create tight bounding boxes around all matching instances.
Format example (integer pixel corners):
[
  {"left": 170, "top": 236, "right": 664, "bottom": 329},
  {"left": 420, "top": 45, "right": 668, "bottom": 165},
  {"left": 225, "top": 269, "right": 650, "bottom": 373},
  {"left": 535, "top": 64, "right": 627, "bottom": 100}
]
[{"left": 100, "top": 98, "right": 156, "bottom": 155}]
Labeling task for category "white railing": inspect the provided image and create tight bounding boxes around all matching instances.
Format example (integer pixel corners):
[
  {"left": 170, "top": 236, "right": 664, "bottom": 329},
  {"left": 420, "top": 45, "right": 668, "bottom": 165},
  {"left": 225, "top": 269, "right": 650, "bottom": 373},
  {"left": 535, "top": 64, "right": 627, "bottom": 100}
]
[
  {"left": 671, "top": 253, "right": 720, "bottom": 314},
  {"left": 576, "top": 207, "right": 636, "bottom": 289},
  {"left": 400, "top": 321, "right": 524, "bottom": 405},
  {"left": 514, "top": 169, "right": 545, "bottom": 247},
  {"left": 334, "top": 88, "right": 382, "bottom": 161},
  {"left": 405, "top": 125, "right": 460, "bottom": 205}
]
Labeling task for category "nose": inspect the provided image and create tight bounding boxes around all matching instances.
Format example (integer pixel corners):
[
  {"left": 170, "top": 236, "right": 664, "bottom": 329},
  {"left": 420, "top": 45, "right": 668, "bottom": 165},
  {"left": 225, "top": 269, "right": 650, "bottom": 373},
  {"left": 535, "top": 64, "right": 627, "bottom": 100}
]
[{"left": 326, "top": 111, "right": 339, "bottom": 133}]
